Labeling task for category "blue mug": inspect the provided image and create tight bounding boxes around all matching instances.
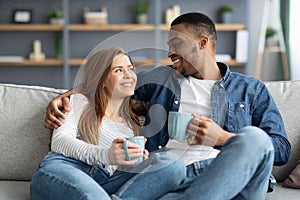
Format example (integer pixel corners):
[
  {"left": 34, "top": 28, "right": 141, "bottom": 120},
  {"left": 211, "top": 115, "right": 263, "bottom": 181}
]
[
  {"left": 123, "top": 136, "right": 145, "bottom": 166},
  {"left": 168, "top": 111, "right": 193, "bottom": 141}
]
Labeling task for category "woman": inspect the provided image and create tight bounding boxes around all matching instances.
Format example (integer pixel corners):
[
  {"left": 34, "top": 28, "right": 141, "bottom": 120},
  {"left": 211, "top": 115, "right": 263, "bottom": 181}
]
[{"left": 30, "top": 47, "right": 185, "bottom": 200}]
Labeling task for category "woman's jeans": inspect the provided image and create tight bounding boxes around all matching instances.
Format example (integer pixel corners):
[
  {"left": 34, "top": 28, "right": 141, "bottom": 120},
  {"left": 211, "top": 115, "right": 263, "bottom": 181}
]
[
  {"left": 30, "top": 151, "right": 186, "bottom": 200},
  {"left": 160, "top": 126, "right": 275, "bottom": 200}
]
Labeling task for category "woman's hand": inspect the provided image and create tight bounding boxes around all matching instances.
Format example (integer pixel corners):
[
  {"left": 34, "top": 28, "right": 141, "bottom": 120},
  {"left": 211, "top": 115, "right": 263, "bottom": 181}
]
[{"left": 108, "top": 138, "right": 146, "bottom": 166}]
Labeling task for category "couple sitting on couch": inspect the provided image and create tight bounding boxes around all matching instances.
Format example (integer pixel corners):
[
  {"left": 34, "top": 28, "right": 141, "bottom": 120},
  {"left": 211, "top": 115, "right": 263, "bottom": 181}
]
[{"left": 30, "top": 12, "right": 290, "bottom": 200}]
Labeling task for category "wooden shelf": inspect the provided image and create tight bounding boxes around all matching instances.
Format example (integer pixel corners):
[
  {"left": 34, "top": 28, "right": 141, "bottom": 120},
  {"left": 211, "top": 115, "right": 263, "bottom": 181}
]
[
  {"left": 0, "top": 58, "right": 244, "bottom": 67},
  {"left": 215, "top": 23, "right": 247, "bottom": 31},
  {"left": 0, "top": 23, "right": 246, "bottom": 68},
  {"left": 224, "top": 59, "right": 246, "bottom": 66},
  {"left": 264, "top": 46, "right": 281, "bottom": 52},
  {"left": 160, "top": 23, "right": 247, "bottom": 31},
  {"left": 0, "top": 24, "right": 63, "bottom": 31},
  {"left": 0, "top": 59, "right": 63, "bottom": 66},
  {"left": 0, "top": 23, "right": 246, "bottom": 32},
  {"left": 69, "top": 24, "right": 157, "bottom": 31},
  {"left": 68, "top": 58, "right": 244, "bottom": 67},
  {"left": 68, "top": 58, "right": 171, "bottom": 66}
]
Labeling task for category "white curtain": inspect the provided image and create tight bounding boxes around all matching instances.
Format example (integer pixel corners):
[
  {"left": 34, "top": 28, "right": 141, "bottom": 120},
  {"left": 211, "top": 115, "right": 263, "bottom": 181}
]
[{"left": 290, "top": 0, "right": 300, "bottom": 80}]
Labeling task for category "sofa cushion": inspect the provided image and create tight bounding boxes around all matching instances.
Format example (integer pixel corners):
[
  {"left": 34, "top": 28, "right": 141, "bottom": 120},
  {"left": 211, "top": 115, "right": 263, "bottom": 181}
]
[
  {"left": 0, "top": 181, "right": 30, "bottom": 200},
  {"left": 0, "top": 84, "right": 64, "bottom": 181},
  {"left": 265, "top": 81, "right": 300, "bottom": 181},
  {"left": 266, "top": 182, "right": 300, "bottom": 199}
]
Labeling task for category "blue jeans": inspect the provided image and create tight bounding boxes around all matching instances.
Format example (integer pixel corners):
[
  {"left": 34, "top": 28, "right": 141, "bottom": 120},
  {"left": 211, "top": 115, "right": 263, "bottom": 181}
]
[
  {"left": 160, "top": 126, "right": 275, "bottom": 200},
  {"left": 30, "top": 151, "right": 186, "bottom": 200}
]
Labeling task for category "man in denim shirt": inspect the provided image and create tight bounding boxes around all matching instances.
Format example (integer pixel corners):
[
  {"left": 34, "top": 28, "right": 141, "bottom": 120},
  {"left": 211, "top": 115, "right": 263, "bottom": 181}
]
[
  {"left": 134, "top": 12, "right": 290, "bottom": 199},
  {"left": 46, "top": 12, "right": 290, "bottom": 200}
]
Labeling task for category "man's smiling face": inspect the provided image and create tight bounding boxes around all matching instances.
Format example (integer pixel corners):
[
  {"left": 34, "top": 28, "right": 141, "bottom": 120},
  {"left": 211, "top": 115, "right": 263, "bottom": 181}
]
[{"left": 167, "top": 23, "right": 203, "bottom": 78}]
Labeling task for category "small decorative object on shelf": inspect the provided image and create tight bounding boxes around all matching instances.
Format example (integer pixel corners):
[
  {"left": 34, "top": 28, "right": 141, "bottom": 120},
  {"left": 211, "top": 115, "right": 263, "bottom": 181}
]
[
  {"left": 13, "top": 9, "right": 32, "bottom": 24},
  {"left": 55, "top": 32, "right": 63, "bottom": 59},
  {"left": 218, "top": 5, "right": 233, "bottom": 23},
  {"left": 83, "top": 6, "right": 108, "bottom": 25},
  {"left": 29, "top": 40, "right": 45, "bottom": 61},
  {"left": 165, "top": 5, "right": 181, "bottom": 25},
  {"left": 132, "top": 1, "right": 149, "bottom": 24},
  {"left": 47, "top": 7, "right": 64, "bottom": 25},
  {"left": 265, "top": 27, "right": 278, "bottom": 47}
]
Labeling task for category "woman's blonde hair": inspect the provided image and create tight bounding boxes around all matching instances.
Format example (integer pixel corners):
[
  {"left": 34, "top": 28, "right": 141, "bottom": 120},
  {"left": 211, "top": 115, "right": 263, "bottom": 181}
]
[{"left": 77, "top": 47, "right": 142, "bottom": 145}]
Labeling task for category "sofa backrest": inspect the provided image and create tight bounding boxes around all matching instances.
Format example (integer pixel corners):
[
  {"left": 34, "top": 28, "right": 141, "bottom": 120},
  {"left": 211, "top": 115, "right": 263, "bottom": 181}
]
[
  {"left": 0, "top": 84, "right": 64, "bottom": 181},
  {"left": 265, "top": 81, "right": 300, "bottom": 182},
  {"left": 1, "top": 81, "right": 299, "bottom": 182}
]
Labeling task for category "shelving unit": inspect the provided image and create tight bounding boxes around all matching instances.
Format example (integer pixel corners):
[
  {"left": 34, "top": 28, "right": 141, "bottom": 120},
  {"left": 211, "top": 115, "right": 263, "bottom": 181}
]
[
  {"left": 255, "top": 0, "right": 289, "bottom": 80},
  {"left": 0, "top": 0, "right": 248, "bottom": 89},
  {"left": 0, "top": 23, "right": 246, "bottom": 67},
  {"left": 0, "top": 23, "right": 247, "bottom": 32}
]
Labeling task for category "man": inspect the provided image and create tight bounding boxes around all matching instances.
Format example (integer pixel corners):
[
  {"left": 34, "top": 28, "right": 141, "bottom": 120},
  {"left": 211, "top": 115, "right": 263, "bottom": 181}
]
[{"left": 45, "top": 12, "right": 290, "bottom": 199}]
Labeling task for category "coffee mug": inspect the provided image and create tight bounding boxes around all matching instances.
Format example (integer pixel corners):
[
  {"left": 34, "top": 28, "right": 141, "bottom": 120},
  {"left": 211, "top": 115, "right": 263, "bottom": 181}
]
[
  {"left": 168, "top": 111, "right": 193, "bottom": 141},
  {"left": 123, "top": 136, "right": 145, "bottom": 166}
]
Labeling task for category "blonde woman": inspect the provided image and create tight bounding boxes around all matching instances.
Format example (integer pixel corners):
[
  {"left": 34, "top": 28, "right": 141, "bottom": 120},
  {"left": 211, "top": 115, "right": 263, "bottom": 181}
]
[{"left": 30, "top": 47, "right": 185, "bottom": 200}]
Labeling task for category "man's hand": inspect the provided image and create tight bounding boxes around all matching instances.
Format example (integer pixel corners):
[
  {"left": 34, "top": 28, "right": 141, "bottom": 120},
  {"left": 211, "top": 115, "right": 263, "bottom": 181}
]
[
  {"left": 187, "top": 114, "right": 235, "bottom": 146},
  {"left": 45, "top": 96, "right": 71, "bottom": 129}
]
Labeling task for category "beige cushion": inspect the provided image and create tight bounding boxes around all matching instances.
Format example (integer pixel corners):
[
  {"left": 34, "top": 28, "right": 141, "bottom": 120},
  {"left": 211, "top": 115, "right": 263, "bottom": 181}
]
[
  {"left": 0, "top": 84, "right": 64, "bottom": 180},
  {"left": 265, "top": 81, "right": 300, "bottom": 182}
]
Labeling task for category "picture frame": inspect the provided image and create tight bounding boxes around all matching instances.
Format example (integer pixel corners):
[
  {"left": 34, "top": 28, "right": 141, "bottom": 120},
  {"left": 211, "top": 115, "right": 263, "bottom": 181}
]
[{"left": 13, "top": 9, "right": 32, "bottom": 23}]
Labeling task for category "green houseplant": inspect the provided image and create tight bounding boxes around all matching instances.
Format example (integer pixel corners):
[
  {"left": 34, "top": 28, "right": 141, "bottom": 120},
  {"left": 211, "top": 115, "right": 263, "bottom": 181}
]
[
  {"left": 265, "top": 27, "right": 278, "bottom": 47},
  {"left": 47, "top": 8, "right": 64, "bottom": 58},
  {"left": 132, "top": 1, "right": 149, "bottom": 24},
  {"left": 47, "top": 7, "right": 64, "bottom": 25},
  {"left": 218, "top": 5, "right": 233, "bottom": 23},
  {"left": 266, "top": 27, "right": 277, "bottom": 38},
  {"left": 219, "top": 5, "right": 234, "bottom": 13}
]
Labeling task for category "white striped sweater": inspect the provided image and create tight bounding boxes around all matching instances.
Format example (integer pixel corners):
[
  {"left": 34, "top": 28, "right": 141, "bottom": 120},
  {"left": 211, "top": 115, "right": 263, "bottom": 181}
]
[{"left": 51, "top": 93, "right": 134, "bottom": 175}]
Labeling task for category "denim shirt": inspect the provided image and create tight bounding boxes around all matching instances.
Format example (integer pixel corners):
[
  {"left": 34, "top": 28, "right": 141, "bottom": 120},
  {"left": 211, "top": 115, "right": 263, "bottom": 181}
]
[{"left": 134, "top": 63, "right": 290, "bottom": 166}]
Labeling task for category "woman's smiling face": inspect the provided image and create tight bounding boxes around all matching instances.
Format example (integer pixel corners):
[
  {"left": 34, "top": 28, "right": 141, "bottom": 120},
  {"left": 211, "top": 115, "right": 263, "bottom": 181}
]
[{"left": 104, "top": 54, "right": 137, "bottom": 99}]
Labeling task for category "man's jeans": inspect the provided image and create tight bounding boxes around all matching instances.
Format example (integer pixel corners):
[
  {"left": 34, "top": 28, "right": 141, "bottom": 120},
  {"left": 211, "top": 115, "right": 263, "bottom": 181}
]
[
  {"left": 30, "top": 151, "right": 186, "bottom": 200},
  {"left": 160, "top": 126, "right": 275, "bottom": 200}
]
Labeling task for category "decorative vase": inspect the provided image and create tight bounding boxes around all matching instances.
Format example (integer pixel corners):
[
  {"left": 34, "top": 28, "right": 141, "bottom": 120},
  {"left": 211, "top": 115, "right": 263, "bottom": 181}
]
[
  {"left": 136, "top": 14, "right": 147, "bottom": 24},
  {"left": 266, "top": 36, "right": 278, "bottom": 47},
  {"left": 220, "top": 12, "right": 232, "bottom": 23},
  {"left": 49, "top": 18, "right": 64, "bottom": 25}
]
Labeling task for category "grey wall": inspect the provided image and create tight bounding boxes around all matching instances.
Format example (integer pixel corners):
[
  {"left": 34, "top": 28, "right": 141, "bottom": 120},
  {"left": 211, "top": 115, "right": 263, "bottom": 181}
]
[{"left": 0, "top": 0, "right": 248, "bottom": 89}]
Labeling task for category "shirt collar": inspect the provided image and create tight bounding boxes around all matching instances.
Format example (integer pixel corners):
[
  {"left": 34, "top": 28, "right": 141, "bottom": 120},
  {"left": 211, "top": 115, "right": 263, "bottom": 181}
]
[{"left": 216, "top": 62, "right": 231, "bottom": 84}]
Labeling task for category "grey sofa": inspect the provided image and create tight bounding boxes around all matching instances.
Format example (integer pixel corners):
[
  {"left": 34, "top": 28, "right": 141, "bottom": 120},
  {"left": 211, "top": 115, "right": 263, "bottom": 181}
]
[{"left": 0, "top": 82, "right": 300, "bottom": 200}]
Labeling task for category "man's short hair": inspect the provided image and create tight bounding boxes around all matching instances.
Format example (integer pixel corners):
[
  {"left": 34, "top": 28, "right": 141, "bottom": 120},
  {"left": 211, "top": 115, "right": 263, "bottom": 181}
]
[{"left": 171, "top": 12, "right": 217, "bottom": 49}]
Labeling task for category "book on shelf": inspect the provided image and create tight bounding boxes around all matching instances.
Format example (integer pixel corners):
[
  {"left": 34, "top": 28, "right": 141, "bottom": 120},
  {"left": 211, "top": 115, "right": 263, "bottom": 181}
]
[
  {"left": 215, "top": 54, "right": 232, "bottom": 62},
  {"left": 0, "top": 56, "right": 24, "bottom": 62}
]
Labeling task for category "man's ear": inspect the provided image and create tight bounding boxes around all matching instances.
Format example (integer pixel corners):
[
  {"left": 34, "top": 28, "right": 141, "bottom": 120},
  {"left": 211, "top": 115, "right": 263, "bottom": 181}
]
[{"left": 199, "top": 36, "right": 209, "bottom": 49}]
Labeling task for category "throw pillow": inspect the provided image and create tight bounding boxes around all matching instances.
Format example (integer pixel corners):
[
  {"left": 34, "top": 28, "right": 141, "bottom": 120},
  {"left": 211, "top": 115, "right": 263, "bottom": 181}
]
[{"left": 283, "top": 160, "right": 300, "bottom": 189}]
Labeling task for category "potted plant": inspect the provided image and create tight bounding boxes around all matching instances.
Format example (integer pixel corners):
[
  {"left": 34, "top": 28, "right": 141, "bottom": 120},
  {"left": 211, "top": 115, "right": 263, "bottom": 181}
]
[
  {"left": 132, "top": 1, "right": 149, "bottom": 24},
  {"left": 218, "top": 5, "right": 233, "bottom": 23},
  {"left": 47, "top": 7, "right": 64, "bottom": 25},
  {"left": 265, "top": 27, "right": 278, "bottom": 47}
]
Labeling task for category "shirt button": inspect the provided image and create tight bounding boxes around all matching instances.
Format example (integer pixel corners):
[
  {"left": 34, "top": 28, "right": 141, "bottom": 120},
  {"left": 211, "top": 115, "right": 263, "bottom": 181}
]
[
  {"left": 240, "top": 104, "right": 244, "bottom": 108},
  {"left": 219, "top": 83, "right": 224, "bottom": 88},
  {"left": 174, "top": 100, "right": 179, "bottom": 104}
]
